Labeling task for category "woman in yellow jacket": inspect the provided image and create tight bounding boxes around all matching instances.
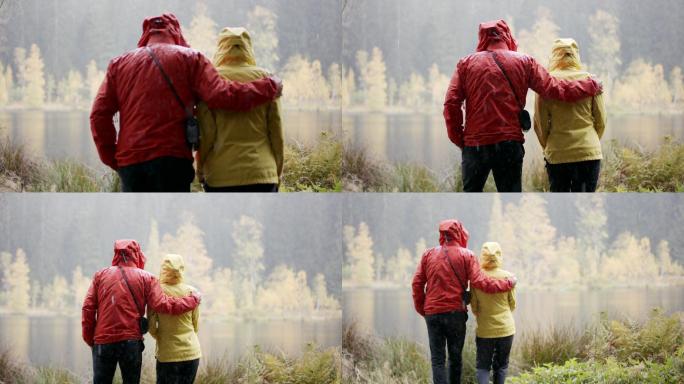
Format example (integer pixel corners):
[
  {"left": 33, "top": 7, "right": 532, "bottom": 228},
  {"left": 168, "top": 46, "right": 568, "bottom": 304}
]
[
  {"left": 197, "top": 27, "right": 283, "bottom": 192},
  {"left": 148, "top": 254, "right": 201, "bottom": 384},
  {"left": 534, "top": 38, "right": 607, "bottom": 192},
  {"left": 470, "top": 242, "right": 516, "bottom": 384}
]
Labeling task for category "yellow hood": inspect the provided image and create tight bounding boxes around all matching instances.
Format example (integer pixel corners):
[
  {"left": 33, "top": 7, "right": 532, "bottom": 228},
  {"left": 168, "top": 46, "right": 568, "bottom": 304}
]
[
  {"left": 480, "top": 242, "right": 503, "bottom": 270},
  {"left": 160, "top": 254, "right": 185, "bottom": 285},
  {"left": 213, "top": 27, "right": 257, "bottom": 67},
  {"left": 548, "top": 38, "right": 583, "bottom": 72}
]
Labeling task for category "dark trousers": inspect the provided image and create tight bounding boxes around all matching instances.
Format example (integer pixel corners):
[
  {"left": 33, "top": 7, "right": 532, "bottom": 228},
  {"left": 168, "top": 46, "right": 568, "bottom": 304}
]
[
  {"left": 461, "top": 141, "right": 525, "bottom": 192},
  {"left": 118, "top": 157, "right": 195, "bottom": 192},
  {"left": 476, "top": 335, "right": 514, "bottom": 384},
  {"left": 425, "top": 311, "right": 468, "bottom": 384},
  {"left": 156, "top": 358, "right": 200, "bottom": 384},
  {"left": 204, "top": 183, "right": 279, "bottom": 193},
  {"left": 92, "top": 340, "right": 144, "bottom": 384},
  {"left": 546, "top": 160, "right": 601, "bottom": 192}
]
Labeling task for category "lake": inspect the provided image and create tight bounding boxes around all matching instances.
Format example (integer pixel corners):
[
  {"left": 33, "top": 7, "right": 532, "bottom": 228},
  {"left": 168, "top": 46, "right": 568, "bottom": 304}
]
[
  {"left": 0, "top": 316, "right": 341, "bottom": 376},
  {"left": 344, "top": 112, "right": 684, "bottom": 172},
  {"left": 1, "top": 110, "right": 681, "bottom": 172},
  {"left": 343, "top": 287, "right": 684, "bottom": 346},
  {"left": 0, "top": 109, "right": 342, "bottom": 169}
]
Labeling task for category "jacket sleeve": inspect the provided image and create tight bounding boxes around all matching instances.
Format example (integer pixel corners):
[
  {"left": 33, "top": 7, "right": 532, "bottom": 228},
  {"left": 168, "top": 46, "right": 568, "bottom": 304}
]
[
  {"left": 470, "top": 289, "right": 480, "bottom": 316},
  {"left": 443, "top": 60, "right": 467, "bottom": 149},
  {"left": 533, "top": 94, "right": 550, "bottom": 149},
  {"left": 267, "top": 100, "right": 284, "bottom": 178},
  {"left": 192, "top": 306, "right": 200, "bottom": 333},
  {"left": 192, "top": 53, "right": 278, "bottom": 112},
  {"left": 467, "top": 254, "right": 514, "bottom": 294},
  {"left": 81, "top": 272, "right": 99, "bottom": 347},
  {"left": 196, "top": 101, "right": 217, "bottom": 178},
  {"left": 147, "top": 306, "right": 159, "bottom": 339},
  {"left": 592, "top": 93, "right": 607, "bottom": 139},
  {"left": 528, "top": 57, "right": 601, "bottom": 103},
  {"left": 411, "top": 250, "right": 429, "bottom": 316},
  {"left": 145, "top": 275, "right": 199, "bottom": 315},
  {"left": 90, "top": 63, "right": 120, "bottom": 170},
  {"left": 508, "top": 287, "right": 517, "bottom": 311}
]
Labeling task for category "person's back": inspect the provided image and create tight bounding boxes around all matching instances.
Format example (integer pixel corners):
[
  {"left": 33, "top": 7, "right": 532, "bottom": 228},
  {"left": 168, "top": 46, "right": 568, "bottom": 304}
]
[
  {"left": 412, "top": 220, "right": 516, "bottom": 384},
  {"left": 90, "top": 14, "right": 281, "bottom": 192},
  {"left": 471, "top": 242, "right": 516, "bottom": 384},
  {"left": 534, "top": 39, "right": 606, "bottom": 192},
  {"left": 444, "top": 20, "right": 602, "bottom": 193},
  {"left": 82, "top": 240, "right": 200, "bottom": 384},
  {"left": 149, "top": 254, "right": 201, "bottom": 363},
  {"left": 197, "top": 27, "right": 283, "bottom": 192}
]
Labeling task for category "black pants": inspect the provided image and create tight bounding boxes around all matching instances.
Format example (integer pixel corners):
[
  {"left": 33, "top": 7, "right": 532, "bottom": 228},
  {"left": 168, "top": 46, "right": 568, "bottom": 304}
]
[
  {"left": 546, "top": 160, "right": 601, "bottom": 192},
  {"left": 92, "top": 340, "right": 144, "bottom": 384},
  {"left": 118, "top": 157, "right": 195, "bottom": 192},
  {"left": 156, "top": 358, "right": 200, "bottom": 384},
  {"left": 204, "top": 183, "right": 279, "bottom": 193},
  {"left": 476, "top": 335, "right": 514, "bottom": 384},
  {"left": 425, "top": 311, "right": 468, "bottom": 384},
  {"left": 461, "top": 141, "right": 525, "bottom": 192}
]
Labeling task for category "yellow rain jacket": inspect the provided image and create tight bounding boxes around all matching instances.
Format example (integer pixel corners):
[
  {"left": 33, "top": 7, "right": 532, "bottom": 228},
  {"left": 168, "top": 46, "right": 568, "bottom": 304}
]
[
  {"left": 534, "top": 38, "right": 607, "bottom": 165},
  {"left": 148, "top": 254, "right": 201, "bottom": 363},
  {"left": 197, "top": 27, "right": 283, "bottom": 187},
  {"left": 470, "top": 242, "right": 516, "bottom": 339}
]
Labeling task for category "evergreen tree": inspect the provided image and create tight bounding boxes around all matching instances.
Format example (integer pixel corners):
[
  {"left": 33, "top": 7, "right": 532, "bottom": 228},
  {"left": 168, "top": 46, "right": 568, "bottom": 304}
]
[
  {"left": 575, "top": 195, "right": 608, "bottom": 279},
  {"left": 4, "top": 65, "right": 13, "bottom": 103},
  {"left": 517, "top": 7, "right": 560, "bottom": 64},
  {"left": 588, "top": 10, "right": 622, "bottom": 97},
  {"left": 366, "top": 47, "right": 387, "bottom": 110},
  {"left": 344, "top": 222, "right": 375, "bottom": 285},
  {"left": 210, "top": 268, "right": 236, "bottom": 315},
  {"left": 399, "top": 72, "right": 427, "bottom": 110},
  {"left": 43, "top": 275, "right": 69, "bottom": 313},
  {"left": 342, "top": 67, "right": 356, "bottom": 108},
  {"left": 232, "top": 215, "right": 265, "bottom": 309},
  {"left": 86, "top": 60, "right": 105, "bottom": 103},
  {"left": 670, "top": 67, "right": 684, "bottom": 106},
  {"left": 613, "top": 59, "right": 672, "bottom": 111},
  {"left": 7, "top": 249, "right": 31, "bottom": 313},
  {"left": 185, "top": 1, "right": 218, "bottom": 59},
  {"left": 247, "top": 5, "right": 279, "bottom": 71},
  {"left": 22, "top": 44, "right": 46, "bottom": 107},
  {"left": 428, "top": 63, "right": 449, "bottom": 109},
  {"left": 327, "top": 63, "right": 342, "bottom": 106},
  {"left": 144, "top": 219, "right": 162, "bottom": 274},
  {"left": 71, "top": 266, "right": 91, "bottom": 310}
]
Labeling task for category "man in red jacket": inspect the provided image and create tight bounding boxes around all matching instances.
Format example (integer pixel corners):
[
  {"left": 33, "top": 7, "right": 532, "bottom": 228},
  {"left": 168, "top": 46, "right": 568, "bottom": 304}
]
[
  {"left": 443, "top": 20, "right": 603, "bottom": 192},
  {"left": 413, "top": 220, "right": 516, "bottom": 384},
  {"left": 90, "top": 14, "right": 283, "bottom": 192},
  {"left": 82, "top": 239, "right": 201, "bottom": 384}
]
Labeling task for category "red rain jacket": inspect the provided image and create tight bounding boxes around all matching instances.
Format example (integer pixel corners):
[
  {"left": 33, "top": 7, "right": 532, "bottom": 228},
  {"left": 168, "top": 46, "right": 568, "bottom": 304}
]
[
  {"left": 444, "top": 19, "right": 602, "bottom": 148},
  {"left": 412, "top": 220, "right": 514, "bottom": 316},
  {"left": 81, "top": 240, "right": 200, "bottom": 346},
  {"left": 91, "top": 14, "right": 279, "bottom": 169}
]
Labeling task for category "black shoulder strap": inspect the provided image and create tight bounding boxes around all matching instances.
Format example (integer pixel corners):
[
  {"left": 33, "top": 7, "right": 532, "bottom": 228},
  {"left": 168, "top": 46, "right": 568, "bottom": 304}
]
[
  {"left": 144, "top": 46, "right": 192, "bottom": 118},
  {"left": 489, "top": 51, "right": 523, "bottom": 109},
  {"left": 118, "top": 266, "right": 144, "bottom": 317},
  {"left": 442, "top": 246, "right": 468, "bottom": 292}
]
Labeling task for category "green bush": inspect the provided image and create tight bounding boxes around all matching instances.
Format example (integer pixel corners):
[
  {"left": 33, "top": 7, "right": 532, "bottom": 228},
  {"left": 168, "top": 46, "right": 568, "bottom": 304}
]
[
  {"left": 282, "top": 133, "right": 342, "bottom": 192},
  {"left": 515, "top": 324, "right": 584, "bottom": 370}
]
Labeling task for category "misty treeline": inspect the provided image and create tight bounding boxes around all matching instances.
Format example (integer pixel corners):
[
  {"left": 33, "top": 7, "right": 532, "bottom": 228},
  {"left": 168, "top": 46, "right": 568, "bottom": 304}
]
[
  {"left": 0, "top": 213, "right": 340, "bottom": 317},
  {"left": 343, "top": 195, "right": 684, "bottom": 288},
  {"left": 1, "top": 1, "right": 683, "bottom": 113}
]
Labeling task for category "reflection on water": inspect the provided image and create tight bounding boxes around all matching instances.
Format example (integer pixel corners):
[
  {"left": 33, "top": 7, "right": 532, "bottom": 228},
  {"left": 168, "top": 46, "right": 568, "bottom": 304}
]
[
  {"left": 0, "top": 110, "right": 341, "bottom": 169},
  {"left": 344, "top": 113, "right": 684, "bottom": 171},
  {"left": 0, "top": 316, "right": 341, "bottom": 376},
  {"left": 2, "top": 110, "right": 680, "bottom": 172},
  {"left": 343, "top": 287, "right": 684, "bottom": 347}
]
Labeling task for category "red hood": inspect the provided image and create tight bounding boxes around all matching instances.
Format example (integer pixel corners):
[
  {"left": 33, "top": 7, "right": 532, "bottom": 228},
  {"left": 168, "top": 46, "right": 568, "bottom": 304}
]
[
  {"left": 137, "top": 13, "right": 189, "bottom": 48},
  {"left": 476, "top": 19, "right": 517, "bottom": 52},
  {"left": 438, "top": 220, "right": 469, "bottom": 248},
  {"left": 112, "top": 239, "right": 146, "bottom": 269}
]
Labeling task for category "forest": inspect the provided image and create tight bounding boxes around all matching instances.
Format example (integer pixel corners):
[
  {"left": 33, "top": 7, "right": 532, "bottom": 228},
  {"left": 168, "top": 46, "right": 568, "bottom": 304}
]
[
  {"left": 0, "top": 0, "right": 682, "bottom": 113},
  {"left": 342, "top": 194, "right": 684, "bottom": 287},
  {"left": 0, "top": 194, "right": 342, "bottom": 318}
]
